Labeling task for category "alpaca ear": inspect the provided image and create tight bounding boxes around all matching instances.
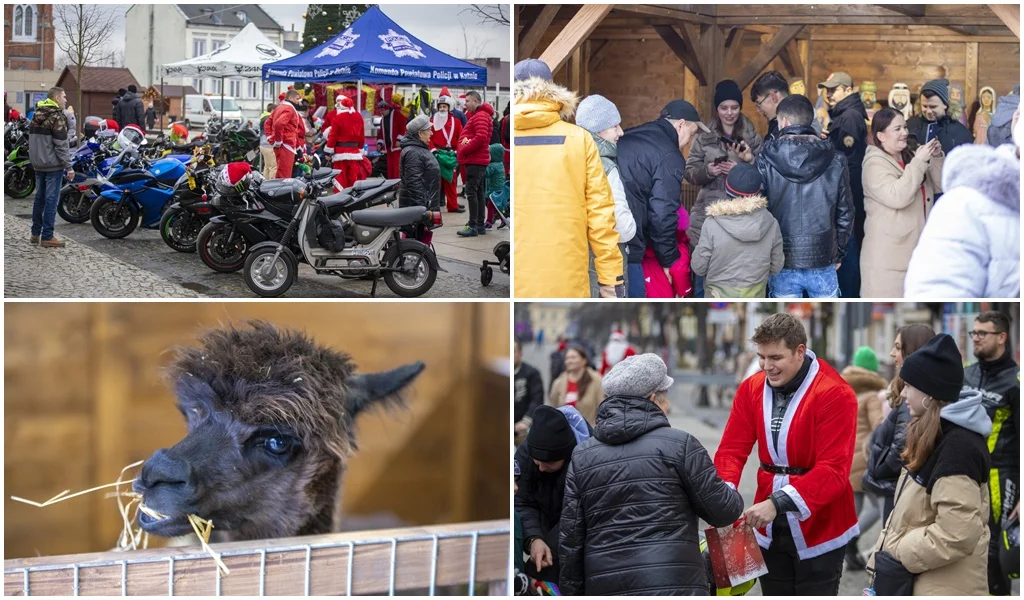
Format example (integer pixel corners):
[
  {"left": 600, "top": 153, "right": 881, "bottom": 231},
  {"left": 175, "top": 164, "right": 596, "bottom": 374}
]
[{"left": 346, "top": 361, "right": 425, "bottom": 416}]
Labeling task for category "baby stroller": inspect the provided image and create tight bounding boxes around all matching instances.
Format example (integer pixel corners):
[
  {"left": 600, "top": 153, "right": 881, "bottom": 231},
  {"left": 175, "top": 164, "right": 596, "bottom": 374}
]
[
  {"left": 480, "top": 240, "right": 509, "bottom": 286},
  {"left": 485, "top": 181, "right": 510, "bottom": 229}
]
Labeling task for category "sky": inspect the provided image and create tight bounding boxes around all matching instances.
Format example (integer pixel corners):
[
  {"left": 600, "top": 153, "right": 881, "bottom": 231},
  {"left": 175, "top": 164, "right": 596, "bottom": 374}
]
[{"left": 93, "top": 4, "right": 510, "bottom": 62}]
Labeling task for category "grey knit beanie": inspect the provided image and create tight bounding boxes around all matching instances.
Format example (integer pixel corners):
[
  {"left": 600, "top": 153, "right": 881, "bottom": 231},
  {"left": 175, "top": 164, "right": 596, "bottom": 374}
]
[
  {"left": 921, "top": 78, "right": 951, "bottom": 107},
  {"left": 602, "top": 354, "right": 674, "bottom": 398},
  {"left": 406, "top": 115, "right": 431, "bottom": 135},
  {"left": 576, "top": 95, "right": 621, "bottom": 134}
]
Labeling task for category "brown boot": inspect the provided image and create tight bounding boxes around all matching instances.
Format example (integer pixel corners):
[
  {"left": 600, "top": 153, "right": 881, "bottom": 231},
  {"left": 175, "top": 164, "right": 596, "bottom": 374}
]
[
  {"left": 40, "top": 237, "right": 66, "bottom": 248},
  {"left": 30, "top": 235, "right": 39, "bottom": 244}
]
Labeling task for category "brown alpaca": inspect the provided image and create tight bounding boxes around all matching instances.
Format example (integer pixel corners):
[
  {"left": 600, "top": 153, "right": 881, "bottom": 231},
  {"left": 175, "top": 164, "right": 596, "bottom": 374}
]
[{"left": 132, "top": 321, "right": 424, "bottom": 542}]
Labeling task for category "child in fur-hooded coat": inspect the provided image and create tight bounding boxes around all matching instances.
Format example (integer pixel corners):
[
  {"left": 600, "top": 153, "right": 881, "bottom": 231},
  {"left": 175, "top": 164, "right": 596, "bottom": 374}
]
[{"left": 691, "top": 164, "right": 784, "bottom": 298}]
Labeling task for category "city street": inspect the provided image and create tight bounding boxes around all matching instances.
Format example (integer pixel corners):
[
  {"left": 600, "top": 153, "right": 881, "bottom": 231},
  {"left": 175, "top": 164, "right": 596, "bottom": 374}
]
[
  {"left": 4, "top": 196, "right": 509, "bottom": 299},
  {"left": 521, "top": 340, "right": 873, "bottom": 595}
]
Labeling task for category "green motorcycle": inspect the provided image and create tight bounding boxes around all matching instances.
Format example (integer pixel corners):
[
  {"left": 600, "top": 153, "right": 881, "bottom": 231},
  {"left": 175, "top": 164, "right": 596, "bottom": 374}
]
[{"left": 4, "top": 135, "right": 35, "bottom": 199}]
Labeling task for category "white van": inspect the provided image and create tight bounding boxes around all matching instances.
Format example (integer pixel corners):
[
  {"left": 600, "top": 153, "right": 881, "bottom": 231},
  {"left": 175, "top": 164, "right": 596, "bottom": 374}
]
[{"left": 183, "top": 95, "right": 243, "bottom": 129}]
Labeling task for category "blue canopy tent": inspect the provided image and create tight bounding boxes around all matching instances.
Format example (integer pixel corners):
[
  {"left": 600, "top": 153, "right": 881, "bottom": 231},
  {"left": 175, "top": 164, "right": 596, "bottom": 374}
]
[{"left": 262, "top": 6, "right": 487, "bottom": 113}]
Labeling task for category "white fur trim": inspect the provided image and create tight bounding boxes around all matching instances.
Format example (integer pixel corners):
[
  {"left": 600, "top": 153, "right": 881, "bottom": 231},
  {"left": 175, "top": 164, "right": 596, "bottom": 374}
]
[
  {"left": 761, "top": 349, "right": 820, "bottom": 466},
  {"left": 781, "top": 484, "right": 812, "bottom": 520},
  {"left": 332, "top": 153, "right": 363, "bottom": 161},
  {"left": 788, "top": 519, "right": 860, "bottom": 560}
]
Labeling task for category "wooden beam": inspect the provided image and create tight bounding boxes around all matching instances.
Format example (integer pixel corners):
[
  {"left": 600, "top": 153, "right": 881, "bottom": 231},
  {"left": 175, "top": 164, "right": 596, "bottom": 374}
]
[
  {"left": 988, "top": 4, "right": 1020, "bottom": 38},
  {"left": 806, "top": 33, "right": 1019, "bottom": 42},
  {"left": 582, "top": 41, "right": 591, "bottom": 96},
  {"left": 678, "top": 23, "right": 706, "bottom": 75},
  {"left": 538, "top": 5, "right": 614, "bottom": 73},
  {"left": 697, "top": 25, "right": 725, "bottom": 121},
  {"left": 717, "top": 16, "right": 1005, "bottom": 25},
  {"left": 741, "top": 24, "right": 778, "bottom": 34},
  {"left": 654, "top": 25, "right": 707, "bottom": 85},
  {"left": 518, "top": 5, "right": 560, "bottom": 61},
  {"left": 732, "top": 25, "right": 804, "bottom": 90},
  {"left": 4, "top": 520, "right": 509, "bottom": 596},
  {"left": 724, "top": 27, "right": 739, "bottom": 48},
  {"left": 965, "top": 41, "right": 979, "bottom": 119},
  {"left": 875, "top": 4, "right": 926, "bottom": 18},
  {"left": 613, "top": 4, "right": 716, "bottom": 25},
  {"left": 777, "top": 41, "right": 802, "bottom": 78},
  {"left": 588, "top": 40, "right": 612, "bottom": 71},
  {"left": 799, "top": 39, "right": 810, "bottom": 91},
  {"left": 723, "top": 28, "right": 748, "bottom": 71},
  {"left": 571, "top": 45, "right": 583, "bottom": 93}
]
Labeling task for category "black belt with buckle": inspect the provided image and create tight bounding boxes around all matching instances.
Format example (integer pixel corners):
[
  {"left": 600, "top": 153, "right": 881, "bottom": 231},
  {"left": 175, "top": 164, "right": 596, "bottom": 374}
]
[
  {"left": 336, "top": 142, "right": 361, "bottom": 148},
  {"left": 761, "top": 462, "right": 810, "bottom": 475}
]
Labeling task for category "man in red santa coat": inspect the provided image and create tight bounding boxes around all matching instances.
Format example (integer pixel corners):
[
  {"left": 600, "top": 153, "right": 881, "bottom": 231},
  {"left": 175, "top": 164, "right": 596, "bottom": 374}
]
[
  {"left": 600, "top": 329, "right": 636, "bottom": 375},
  {"left": 269, "top": 89, "right": 305, "bottom": 179},
  {"left": 323, "top": 95, "right": 366, "bottom": 192},
  {"left": 714, "top": 312, "right": 857, "bottom": 595},
  {"left": 430, "top": 88, "right": 464, "bottom": 213},
  {"left": 376, "top": 98, "right": 406, "bottom": 180}
]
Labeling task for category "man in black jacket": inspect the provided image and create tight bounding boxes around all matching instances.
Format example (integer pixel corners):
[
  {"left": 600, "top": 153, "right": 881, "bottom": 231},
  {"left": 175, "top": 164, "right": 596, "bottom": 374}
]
[
  {"left": 514, "top": 339, "right": 545, "bottom": 445},
  {"left": 963, "top": 311, "right": 1020, "bottom": 595},
  {"left": 559, "top": 354, "right": 743, "bottom": 595},
  {"left": 755, "top": 95, "right": 853, "bottom": 298},
  {"left": 617, "top": 100, "right": 709, "bottom": 297},
  {"left": 515, "top": 405, "right": 591, "bottom": 584},
  {"left": 398, "top": 115, "right": 440, "bottom": 209},
  {"left": 115, "top": 84, "right": 146, "bottom": 132},
  {"left": 752, "top": 71, "right": 790, "bottom": 143},
  {"left": 819, "top": 72, "right": 867, "bottom": 299},
  {"left": 907, "top": 78, "right": 973, "bottom": 155}
]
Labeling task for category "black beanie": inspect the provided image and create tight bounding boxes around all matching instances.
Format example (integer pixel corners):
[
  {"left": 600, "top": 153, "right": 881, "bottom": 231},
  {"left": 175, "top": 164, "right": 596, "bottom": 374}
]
[
  {"left": 725, "top": 163, "right": 763, "bottom": 197},
  {"left": 527, "top": 406, "right": 576, "bottom": 462},
  {"left": 714, "top": 80, "right": 744, "bottom": 110},
  {"left": 899, "top": 334, "right": 964, "bottom": 403}
]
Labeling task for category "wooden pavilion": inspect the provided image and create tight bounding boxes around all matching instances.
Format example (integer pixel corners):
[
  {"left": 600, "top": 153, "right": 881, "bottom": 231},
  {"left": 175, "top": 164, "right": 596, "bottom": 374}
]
[{"left": 516, "top": 4, "right": 1021, "bottom": 132}]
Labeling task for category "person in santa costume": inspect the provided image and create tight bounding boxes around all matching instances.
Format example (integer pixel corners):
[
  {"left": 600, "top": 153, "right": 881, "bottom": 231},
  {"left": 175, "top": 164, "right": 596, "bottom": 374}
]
[
  {"left": 430, "top": 88, "right": 465, "bottom": 213},
  {"left": 324, "top": 95, "right": 367, "bottom": 192},
  {"left": 269, "top": 89, "right": 305, "bottom": 179},
  {"left": 714, "top": 312, "right": 858, "bottom": 595},
  {"left": 600, "top": 329, "right": 636, "bottom": 375},
  {"left": 376, "top": 98, "right": 406, "bottom": 180}
]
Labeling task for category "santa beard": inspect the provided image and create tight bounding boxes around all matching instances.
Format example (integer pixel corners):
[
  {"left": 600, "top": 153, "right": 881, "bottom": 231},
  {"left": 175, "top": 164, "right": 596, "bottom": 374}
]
[
  {"left": 433, "top": 110, "right": 448, "bottom": 131},
  {"left": 604, "top": 339, "right": 628, "bottom": 366}
]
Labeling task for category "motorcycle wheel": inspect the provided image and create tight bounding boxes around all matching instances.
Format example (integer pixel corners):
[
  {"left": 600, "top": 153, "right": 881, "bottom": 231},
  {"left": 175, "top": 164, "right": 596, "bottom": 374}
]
[
  {"left": 196, "top": 222, "right": 248, "bottom": 273},
  {"left": 90, "top": 195, "right": 140, "bottom": 239},
  {"left": 5, "top": 168, "right": 35, "bottom": 199},
  {"left": 382, "top": 245, "right": 437, "bottom": 298},
  {"left": 57, "top": 188, "right": 92, "bottom": 223},
  {"left": 160, "top": 207, "right": 201, "bottom": 253},
  {"left": 243, "top": 245, "right": 297, "bottom": 297}
]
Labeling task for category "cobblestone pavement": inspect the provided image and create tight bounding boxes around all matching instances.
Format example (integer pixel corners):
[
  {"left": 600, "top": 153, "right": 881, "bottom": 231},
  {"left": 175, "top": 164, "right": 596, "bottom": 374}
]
[
  {"left": 5, "top": 214, "right": 203, "bottom": 298},
  {"left": 4, "top": 196, "right": 509, "bottom": 298}
]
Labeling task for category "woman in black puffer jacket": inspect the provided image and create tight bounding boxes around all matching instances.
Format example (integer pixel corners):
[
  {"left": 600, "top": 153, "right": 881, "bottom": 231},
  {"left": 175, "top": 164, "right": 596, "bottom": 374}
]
[
  {"left": 559, "top": 354, "right": 743, "bottom": 595},
  {"left": 862, "top": 323, "right": 935, "bottom": 522},
  {"left": 398, "top": 115, "right": 440, "bottom": 210}
]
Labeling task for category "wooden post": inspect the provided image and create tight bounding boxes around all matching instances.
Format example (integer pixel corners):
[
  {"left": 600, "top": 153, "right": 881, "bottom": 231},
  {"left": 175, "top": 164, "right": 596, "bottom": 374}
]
[
  {"left": 697, "top": 24, "right": 724, "bottom": 121},
  {"left": 799, "top": 39, "right": 811, "bottom": 89},
  {"left": 570, "top": 46, "right": 582, "bottom": 93},
  {"left": 987, "top": 4, "right": 1020, "bottom": 38},
  {"left": 582, "top": 40, "right": 592, "bottom": 96},
  {"left": 965, "top": 41, "right": 978, "bottom": 120},
  {"left": 91, "top": 304, "right": 129, "bottom": 554},
  {"left": 538, "top": 5, "right": 614, "bottom": 73}
]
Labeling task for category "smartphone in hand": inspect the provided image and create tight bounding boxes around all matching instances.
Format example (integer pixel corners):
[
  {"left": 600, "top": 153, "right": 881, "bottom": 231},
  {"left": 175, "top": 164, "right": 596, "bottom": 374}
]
[{"left": 925, "top": 122, "right": 937, "bottom": 144}]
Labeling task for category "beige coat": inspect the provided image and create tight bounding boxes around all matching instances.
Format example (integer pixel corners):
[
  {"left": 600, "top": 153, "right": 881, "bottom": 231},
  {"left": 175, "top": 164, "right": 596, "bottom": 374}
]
[
  {"left": 860, "top": 144, "right": 943, "bottom": 297},
  {"left": 869, "top": 469, "right": 990, "bottom": 596},
  {"left": 841, "top": 366, "right": 888, "bottom": 491},
  {"left": 549, "top": 368, "right": 604, "bottom": 425}
]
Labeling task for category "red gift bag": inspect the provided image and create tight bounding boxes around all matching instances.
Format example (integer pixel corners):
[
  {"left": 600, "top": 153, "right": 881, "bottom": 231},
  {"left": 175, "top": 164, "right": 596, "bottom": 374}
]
[{"left": 704, "top": 525, "right": 769, "bottom": 589}]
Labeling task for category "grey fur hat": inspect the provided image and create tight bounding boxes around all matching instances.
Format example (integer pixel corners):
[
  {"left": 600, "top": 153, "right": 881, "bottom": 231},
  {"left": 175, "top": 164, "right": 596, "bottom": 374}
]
[
  {"left": 576, "top": 95, "right": 621, "bottom": 134},
  {"left": 602, "top": 354, "right": 674, "bottom": 398}
]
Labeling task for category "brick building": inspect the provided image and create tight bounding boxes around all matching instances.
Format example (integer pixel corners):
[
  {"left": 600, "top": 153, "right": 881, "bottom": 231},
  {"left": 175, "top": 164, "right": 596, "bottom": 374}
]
[{"left": 4, "top": 4, "right": 55, "bottom": 71}]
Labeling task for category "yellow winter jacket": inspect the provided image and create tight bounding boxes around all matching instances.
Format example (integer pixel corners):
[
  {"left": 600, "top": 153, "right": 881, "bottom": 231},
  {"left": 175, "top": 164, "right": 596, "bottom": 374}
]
[{"left": 513, "top": 77, "right": 621, "bottom": 298}]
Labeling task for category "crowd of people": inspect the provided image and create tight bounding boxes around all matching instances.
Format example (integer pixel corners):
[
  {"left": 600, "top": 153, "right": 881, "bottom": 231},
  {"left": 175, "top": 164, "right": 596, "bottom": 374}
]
[
  {"left": 512, "top": 57, "right": 1021, "bottom": 299},
  {"left": 513, "top": 310, "right": 1019, "bottom": 596}
]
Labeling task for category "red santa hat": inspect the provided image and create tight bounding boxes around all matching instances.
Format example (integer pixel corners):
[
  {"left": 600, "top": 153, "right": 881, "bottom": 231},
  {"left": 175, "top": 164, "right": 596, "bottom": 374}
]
[
  {"left": 436, "top": 87, "right": 454, "bottom": 109},
  {"left": 609, "top": 329, "right": 627, "bottom": 342},
  {"left": 278, "top": 92, "right": 286, "bottom": 102},
  {"left": 221, "top": 162, "right": 253, "bottom": 192},
  {"left": 335, "top": 94, "right": 355, "bottom": 112}
]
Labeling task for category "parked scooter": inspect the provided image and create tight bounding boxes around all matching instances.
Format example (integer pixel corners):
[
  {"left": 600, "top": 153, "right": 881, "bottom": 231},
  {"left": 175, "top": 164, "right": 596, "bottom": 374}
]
[{"left": 242, "top": 176, "right": 442, "bottom": 298}]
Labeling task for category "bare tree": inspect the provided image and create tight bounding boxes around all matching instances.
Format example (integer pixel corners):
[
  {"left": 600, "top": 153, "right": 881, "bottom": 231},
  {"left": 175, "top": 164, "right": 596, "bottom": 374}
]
[
  {"left": 53, "top": 4, "right": 118, "bottom": 133},
  {"left": 462, "top": 4, "right": 509, "bottom": 27}
]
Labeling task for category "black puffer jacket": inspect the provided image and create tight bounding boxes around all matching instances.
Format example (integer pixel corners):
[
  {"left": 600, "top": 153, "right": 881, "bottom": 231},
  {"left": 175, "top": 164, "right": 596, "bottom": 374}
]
[
  {"left": 756, "top": 124, "right": 854, "bottom": 269},
  {"left": 398, "top": 135, "right": 440, "bottom": 210},
  {"left": 827, "top": 93, "right": 868, "bottom": 242},
  {"left": 862, "top": 400, "right": 910, "bottom": 498},
  {"left": 618, "top": 118, "right": 687, "bottom": 267},
  {"left": 559, "top": 396, "right": 743, "bottom": 596},
  {"left": 906, "top": 114, "right": 973, "bottom": 155},
  {"left": 114, "top": 91, "right": 145, "bottom": 131}
]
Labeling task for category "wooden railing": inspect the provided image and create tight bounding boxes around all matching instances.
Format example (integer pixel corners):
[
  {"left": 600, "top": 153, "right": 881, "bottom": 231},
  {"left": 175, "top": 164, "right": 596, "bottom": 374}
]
[{"left": 4, "top": 520, "right": 509, "bottom": 596}]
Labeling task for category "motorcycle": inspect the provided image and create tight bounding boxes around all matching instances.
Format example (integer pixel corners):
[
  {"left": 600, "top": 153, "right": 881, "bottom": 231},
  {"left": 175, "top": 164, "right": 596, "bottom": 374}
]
[
  {"left": 88, "top": 149, "right": 186, "bottom": 239},
  {"left": 242, "top": 176, "right": 442, "bottom": 298},
  {"left": 4, "top": 120, "right": 34, "bottom": 198},
  {"left": 57, "top": 138, "right": 119, "bottom": 223},
  {"left": 159, "top": 147, "right": 220, "bottom": 253},
  {"left": 194, "top": 166, "right": 378, "bottom": 273}
]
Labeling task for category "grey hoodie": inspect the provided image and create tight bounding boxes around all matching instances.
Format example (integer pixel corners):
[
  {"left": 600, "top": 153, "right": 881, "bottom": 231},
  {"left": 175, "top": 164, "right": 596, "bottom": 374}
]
[{"left": 940, "top": 388, "right": 992, "bottom": 437}]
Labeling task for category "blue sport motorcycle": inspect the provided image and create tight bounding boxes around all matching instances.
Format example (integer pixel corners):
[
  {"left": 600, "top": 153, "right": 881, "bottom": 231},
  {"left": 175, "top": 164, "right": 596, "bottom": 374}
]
[{"left": 89, "top": 149, "right": 187, "bottom": 239}]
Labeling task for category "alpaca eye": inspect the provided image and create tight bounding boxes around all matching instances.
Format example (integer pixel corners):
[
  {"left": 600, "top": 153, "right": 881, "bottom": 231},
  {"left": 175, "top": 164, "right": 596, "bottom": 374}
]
[{"left": 264, "top": 436, "right": 293, "bottom": 455}]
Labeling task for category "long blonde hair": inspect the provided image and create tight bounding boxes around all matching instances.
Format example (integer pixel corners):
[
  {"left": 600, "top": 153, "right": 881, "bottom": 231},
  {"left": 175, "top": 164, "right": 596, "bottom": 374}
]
[{"left": 887, "top": 324, "right": 936, "bottom": 407}]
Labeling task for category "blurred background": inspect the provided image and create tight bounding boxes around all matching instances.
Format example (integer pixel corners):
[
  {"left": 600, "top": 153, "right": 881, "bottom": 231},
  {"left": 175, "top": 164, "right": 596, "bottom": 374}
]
[
  {"left": 515, "top": 300, "right": 1018, "bottom": 595},
  {"left": 5, "top": 302, "right": 509, "bottom": 559}
]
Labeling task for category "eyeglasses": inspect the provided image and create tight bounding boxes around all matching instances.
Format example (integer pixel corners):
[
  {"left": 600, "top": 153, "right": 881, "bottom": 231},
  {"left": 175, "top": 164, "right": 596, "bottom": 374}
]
[
  {"left": 754, "top": 95, "right": 772, "bottom": 110},
  {"left": 969, "top": 330, "right": 1003, "bottom": 339}
]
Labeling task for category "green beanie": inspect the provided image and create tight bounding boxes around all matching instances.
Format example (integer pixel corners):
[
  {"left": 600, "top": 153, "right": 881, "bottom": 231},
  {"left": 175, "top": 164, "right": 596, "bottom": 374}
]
[{"left": 852, "top": 346, "right": 879, "bottom": 373}]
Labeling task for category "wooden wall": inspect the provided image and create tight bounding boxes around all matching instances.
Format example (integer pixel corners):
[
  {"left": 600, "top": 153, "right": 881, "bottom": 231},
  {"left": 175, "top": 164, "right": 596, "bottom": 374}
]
[{"left": 4, "top": 302, "right": 510, "bottom": 559}]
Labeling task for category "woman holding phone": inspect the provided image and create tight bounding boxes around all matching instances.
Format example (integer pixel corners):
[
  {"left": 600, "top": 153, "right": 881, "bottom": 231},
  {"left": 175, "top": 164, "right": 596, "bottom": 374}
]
[
  {"left": 860, "top": 108, "right": 943, "bottom": 297},
  {"left": 684, "top": 80, "right": 764, "bottom": 296}
]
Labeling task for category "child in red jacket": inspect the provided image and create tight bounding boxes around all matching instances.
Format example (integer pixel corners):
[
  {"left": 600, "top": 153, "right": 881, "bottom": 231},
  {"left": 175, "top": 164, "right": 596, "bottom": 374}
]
[{"left": 642, "top": 206, "right": 693, "bottom": 297}]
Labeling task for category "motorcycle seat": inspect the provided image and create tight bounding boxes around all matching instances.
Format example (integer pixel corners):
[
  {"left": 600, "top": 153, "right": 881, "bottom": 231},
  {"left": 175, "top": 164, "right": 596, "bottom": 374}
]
[
  {"left": 311, "top": 167, "right": 335, "bottom": 181},
  {"left": 351, "top": 206, "right": 426, "bottom": 227},
  {"left": 351, "top": 178, "right": 386, "bottom": 192},
  {"left": 320, "top": 192, "right": 355, "bottom": 211}
]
